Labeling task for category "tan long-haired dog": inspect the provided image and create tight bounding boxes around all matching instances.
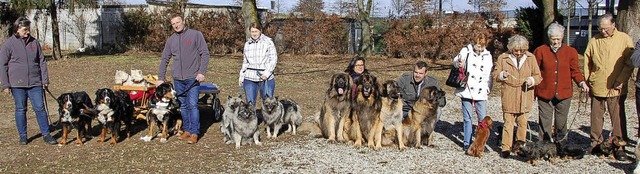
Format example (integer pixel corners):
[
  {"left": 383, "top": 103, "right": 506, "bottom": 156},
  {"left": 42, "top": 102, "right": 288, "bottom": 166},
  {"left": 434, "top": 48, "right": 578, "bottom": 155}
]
[
  {"left": 467, "top": 116, "right": 493, "bottom": 157},
  {"left": 316, "top": 73, "right": 352, "bottom": 143},
  {"left": 347, "top": 73, "right": 381, "bottom": 148},
  {"left": 373, "top": 80, "right": 404, "bottom": 150},
  {"left": 382, "top": 86, "right": 443, "bottom": 148}
]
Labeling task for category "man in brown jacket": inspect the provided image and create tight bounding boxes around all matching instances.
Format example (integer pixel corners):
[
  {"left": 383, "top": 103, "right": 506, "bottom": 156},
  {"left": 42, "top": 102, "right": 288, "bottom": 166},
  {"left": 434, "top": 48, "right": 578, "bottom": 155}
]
[
  {"left": 534, "top": 23, "right": 589, "bottom": 146},
  {"left": 493, "top": 35, "right": 542, "bottom": 158},
  {"left": 584, "top": 13, "right": 634, "bottom": 161}
]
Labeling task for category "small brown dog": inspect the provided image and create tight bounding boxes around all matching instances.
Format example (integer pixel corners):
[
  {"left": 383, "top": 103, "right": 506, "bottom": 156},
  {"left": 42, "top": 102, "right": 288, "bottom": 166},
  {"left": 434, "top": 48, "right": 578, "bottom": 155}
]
[{"left": 467, "top": 116, "right": 493, "bottom": 158}]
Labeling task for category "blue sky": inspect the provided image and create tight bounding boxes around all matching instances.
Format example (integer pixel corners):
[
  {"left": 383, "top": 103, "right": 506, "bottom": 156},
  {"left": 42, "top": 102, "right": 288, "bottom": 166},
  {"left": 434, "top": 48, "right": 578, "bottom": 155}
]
[{"left": 125, "top": 0, "right": 595, "bottom": 13}]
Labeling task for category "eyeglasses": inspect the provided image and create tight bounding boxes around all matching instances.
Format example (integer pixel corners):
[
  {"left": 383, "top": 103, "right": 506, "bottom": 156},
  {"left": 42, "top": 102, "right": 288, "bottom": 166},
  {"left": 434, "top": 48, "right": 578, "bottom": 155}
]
[{"left": 598, "top": 26, "right": 613, "bottom": 31}]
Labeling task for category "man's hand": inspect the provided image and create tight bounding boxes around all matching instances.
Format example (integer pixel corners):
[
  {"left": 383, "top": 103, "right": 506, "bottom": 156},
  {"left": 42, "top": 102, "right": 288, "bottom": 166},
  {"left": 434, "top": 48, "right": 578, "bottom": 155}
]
[
  {"left": 260, "top": 75, "right": 268, "bottom": 81},
  {"left": 614, "top": 82, "right": 624, "bottom": 90},
  {"left": 196, "top": 74, "right": 205, "bottom": 82},
  {"left": 238, "top": 81, "right": 243, "bottom": 87},
  {"left": 43, "top": 84, "right": 48, "bottom": 90}
]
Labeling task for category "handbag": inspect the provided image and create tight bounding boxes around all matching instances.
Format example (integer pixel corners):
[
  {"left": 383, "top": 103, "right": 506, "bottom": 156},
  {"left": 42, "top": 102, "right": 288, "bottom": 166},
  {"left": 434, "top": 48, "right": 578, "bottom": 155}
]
[{"left": 445, "top": 51, "right": 470, "bottom": 88}]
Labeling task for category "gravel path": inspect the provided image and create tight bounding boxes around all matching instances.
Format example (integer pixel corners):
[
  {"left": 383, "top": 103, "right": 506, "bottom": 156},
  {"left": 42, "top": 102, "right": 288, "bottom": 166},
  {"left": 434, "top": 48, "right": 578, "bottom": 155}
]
[{"left": 249, "top": 94, "right": 639, "bottom": 173}]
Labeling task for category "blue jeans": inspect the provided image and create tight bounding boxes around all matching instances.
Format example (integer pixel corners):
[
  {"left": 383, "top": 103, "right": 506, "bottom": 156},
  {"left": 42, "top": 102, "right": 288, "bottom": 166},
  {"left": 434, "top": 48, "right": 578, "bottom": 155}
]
[
  {"left": 461, "top": 98, "right": 487, "bottom": 146},
  {"left": 12, "top": 86, "right": 51, "bottom": 138},
  {"left": 243, "top": 79, "right": 275, "bottom": 106},
  {"left": 174, "top": 79, "right": 200, "bottom": 135}
]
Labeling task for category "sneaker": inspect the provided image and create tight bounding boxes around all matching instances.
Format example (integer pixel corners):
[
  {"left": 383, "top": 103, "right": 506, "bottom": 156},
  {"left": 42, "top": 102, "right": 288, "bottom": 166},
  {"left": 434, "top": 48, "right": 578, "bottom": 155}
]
[
  {"left": 19, "top": 136, "right": 27, "bottom": 145},
  {"left": 463, "top": 145, "right": 469, "bottom": 152},
  {"left": 500, "top": 151, "right": 510, "bottom": 158},
  {"left": 43, "top": 135, "right": 57, "bottom": 145},
  {"left": 178, "top": 132, "right": 191, "bottom": 140},
  {"left": 187, "top": 134, "right": 198, "bottom": 144}
]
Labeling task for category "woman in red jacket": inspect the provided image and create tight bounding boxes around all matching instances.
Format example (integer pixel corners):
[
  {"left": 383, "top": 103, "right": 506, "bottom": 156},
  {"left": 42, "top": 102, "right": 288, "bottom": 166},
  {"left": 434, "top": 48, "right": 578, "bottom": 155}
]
[{"left": 533, "top": 22, "right": 589, "bottom": 146}]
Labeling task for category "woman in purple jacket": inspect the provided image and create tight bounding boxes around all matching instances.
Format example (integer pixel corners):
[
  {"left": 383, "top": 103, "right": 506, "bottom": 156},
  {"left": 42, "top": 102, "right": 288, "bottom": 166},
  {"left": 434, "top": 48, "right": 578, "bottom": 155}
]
[{"left": 0, "top": 17, "right": 57, "bottom": 145}]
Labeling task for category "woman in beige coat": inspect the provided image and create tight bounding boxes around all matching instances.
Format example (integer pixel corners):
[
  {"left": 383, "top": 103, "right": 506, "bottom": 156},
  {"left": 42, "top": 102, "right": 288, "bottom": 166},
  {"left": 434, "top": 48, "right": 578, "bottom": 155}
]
[{"left": 493, "top": 35, "right": 542, "bottom": 158}]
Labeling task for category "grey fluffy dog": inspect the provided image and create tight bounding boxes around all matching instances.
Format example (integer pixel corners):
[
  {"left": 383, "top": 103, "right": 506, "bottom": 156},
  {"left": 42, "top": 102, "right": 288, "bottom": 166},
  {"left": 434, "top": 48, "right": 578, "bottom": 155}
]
[
  {"left": 233, "top": 101, "right": 262, "bottom": 149},
  {"left": 261, "top": 96, "right": 284, "bottom": 138},
  {"left": 221, "top": 95, "right": 243, "bottom": 144},
  {"left": 280, "top": 99, "right": 302, "bottom": 135}
]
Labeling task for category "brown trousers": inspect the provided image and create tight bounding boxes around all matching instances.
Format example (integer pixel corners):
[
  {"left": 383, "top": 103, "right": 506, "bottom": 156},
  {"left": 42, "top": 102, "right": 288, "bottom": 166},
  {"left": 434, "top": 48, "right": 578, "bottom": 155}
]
[
  {"left": 501, "top": 112, "right": 529, "bottom": 151},
  {"left": 590, "top": 95, "right": 623, "bottom": 148}
]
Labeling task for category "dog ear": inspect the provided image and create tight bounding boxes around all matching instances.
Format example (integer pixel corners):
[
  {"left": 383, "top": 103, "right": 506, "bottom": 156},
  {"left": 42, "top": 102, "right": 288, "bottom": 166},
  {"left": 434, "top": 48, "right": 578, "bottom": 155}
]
[
  {"left": 330, "top": 74, "right": 338, "bottom": 87},
  {"left": 381, "top": 82, "right": 389, "bottom": 97},
  {"left": 57, "top": 94, "right": 65, "bottom": 105},
  {"left": 155, "top": 86, "right": 164, "bottom": 99}
]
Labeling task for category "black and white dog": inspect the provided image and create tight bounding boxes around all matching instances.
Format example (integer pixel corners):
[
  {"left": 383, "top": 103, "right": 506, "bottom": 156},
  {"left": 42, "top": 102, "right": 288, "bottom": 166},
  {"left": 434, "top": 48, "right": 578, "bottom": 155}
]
[
  {"left": 140, "top": 82, "right": 181, "bottom": 143},
  {"left": 94, "top": 88, "right": 134, "bottom": 145},
  {"left": 57, "top": 91, "right": 95, "bottom": 145}
]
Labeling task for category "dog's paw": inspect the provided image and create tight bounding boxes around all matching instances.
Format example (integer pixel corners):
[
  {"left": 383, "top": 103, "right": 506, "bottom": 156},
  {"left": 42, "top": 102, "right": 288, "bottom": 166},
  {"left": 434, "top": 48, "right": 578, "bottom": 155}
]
[
  {"left": 140, "top": 136, "right": 152, "bottom": 142},
  {"left": 399, "top": 145, "right": 407, "bottom": 151},
  {"left": 328, "top": 139, "right": 337, "bottom": 144},
  {"left": 160, "top": 138, "right": 168, "bottom": 143},
  {"left": 255, "top": 142, "right": 263, "bottom": 146},
  {"left": 235, "top": 145, "right": 241, "bottom": 149},
  {"left": 374, "top": 145, "right": 382, "bottom": 151}
]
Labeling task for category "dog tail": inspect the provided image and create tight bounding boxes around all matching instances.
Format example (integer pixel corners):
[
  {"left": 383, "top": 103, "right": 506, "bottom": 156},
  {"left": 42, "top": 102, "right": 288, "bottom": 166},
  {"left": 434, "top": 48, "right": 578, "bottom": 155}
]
[{"left": 308, "top": 111, "right": 324, "bottom": 138}]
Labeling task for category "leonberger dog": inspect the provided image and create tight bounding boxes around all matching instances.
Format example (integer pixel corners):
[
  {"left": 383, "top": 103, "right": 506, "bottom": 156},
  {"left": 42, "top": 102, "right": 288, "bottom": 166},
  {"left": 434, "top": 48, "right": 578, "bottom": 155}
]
[
  {"left": 316, "top": 73, "right": 352, "bottom": 143},
  {"left": 373, "top": 80, "right": 404, "bottom": 150},
  {"left": 382, "top": 86, "right": 444, "bottom": 148},
  {"left": 345, "top": 73, "right": 381, "bottom": 148}
]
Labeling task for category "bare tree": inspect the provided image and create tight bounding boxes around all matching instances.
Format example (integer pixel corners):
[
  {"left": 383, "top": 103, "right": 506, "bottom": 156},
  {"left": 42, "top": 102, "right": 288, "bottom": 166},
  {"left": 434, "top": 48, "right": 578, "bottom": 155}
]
[
  {"left": 560, "top": 0, "right": 577, "bottom": 45},
  {"left": 233, "top": 0, "right": 242, "bottom": 6},
  {"left": 293, "top": 0, "right": 325, "bottom": 17},
  {"left": 618, "top": 0, "right": 640, "bottom": 42},
  {"left": 0, "top": 24, "right": 10, "bottom": 45},
  {"left": 468, "top": 0, "right": 506, "bottom": 13},
  {"left": 65, "top": 7, "right": 89, "bottom": 49},
  {"left": 242, "top": 0, "right": 259, "bottom": 40},
  {"left": 406, "top": 0, "right": 429, "bottom": 15},
  {"left": 586, "top": 0, "right": 603, "bottom": 39},
  {"left": 391, "top": 0, "right": 408, "bottom": 18},
  {"left": 331, "top": 0, "right": 358, "bottom": 17},
  {"left": 358, "top": 0, "right": 373, "bottom": 57}
]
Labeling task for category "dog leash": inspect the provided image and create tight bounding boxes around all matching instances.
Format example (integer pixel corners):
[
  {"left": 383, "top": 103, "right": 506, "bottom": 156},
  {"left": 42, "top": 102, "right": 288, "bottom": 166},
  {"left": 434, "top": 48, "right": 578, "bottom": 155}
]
[
  {"left": 176, "top": 81, "right": 200, "bottom": 97},
  {"left": 558, "top": 91, "right": 589, "bottom": 143},
  {"left": 42, "top": 86, "right": 60, "bottom": 127},
  {"left": 238, "top": 85, "right": 244, "bottom": 97}
]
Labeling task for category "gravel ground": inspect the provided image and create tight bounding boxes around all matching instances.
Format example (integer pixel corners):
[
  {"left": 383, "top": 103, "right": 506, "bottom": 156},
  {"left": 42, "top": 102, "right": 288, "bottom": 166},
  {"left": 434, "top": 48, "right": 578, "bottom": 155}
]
[{"left": 251, "top": 94, "right": 639, "bottom": 173}]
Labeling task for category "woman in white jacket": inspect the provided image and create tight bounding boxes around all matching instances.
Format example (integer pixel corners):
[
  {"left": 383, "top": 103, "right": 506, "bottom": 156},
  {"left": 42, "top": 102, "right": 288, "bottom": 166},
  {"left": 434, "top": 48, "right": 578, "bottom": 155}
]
[{"left": 454, "top": 33, "right": 493, "bottom": 152}]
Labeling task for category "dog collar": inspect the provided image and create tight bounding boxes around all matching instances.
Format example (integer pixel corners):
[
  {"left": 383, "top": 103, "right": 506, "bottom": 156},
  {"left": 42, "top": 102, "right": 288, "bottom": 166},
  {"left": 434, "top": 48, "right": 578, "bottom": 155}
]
[{"left": 478, "top": 122, "right": 488, "bottom": 129}]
